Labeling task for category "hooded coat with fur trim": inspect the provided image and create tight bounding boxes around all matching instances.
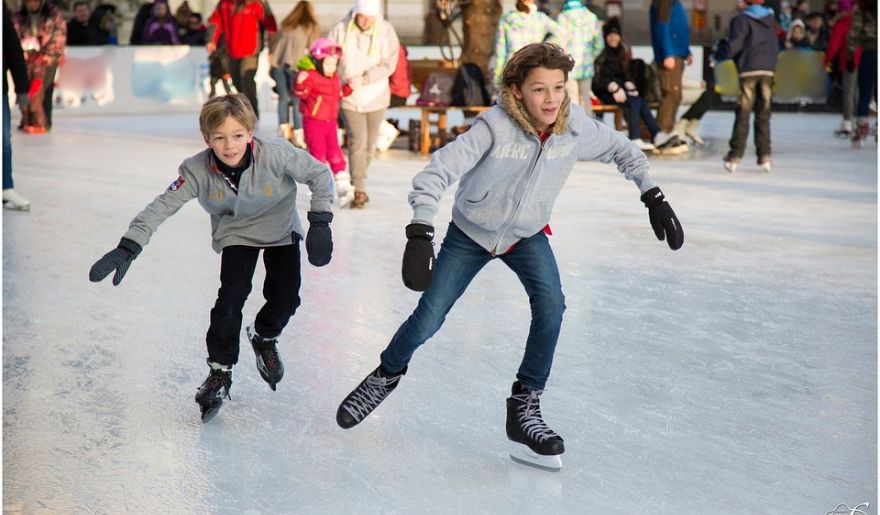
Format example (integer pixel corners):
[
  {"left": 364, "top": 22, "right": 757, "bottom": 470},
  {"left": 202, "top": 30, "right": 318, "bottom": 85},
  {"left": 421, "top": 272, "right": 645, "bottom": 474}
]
[{"left": 408, "top": 88, "right": 656, "bottom": 254}]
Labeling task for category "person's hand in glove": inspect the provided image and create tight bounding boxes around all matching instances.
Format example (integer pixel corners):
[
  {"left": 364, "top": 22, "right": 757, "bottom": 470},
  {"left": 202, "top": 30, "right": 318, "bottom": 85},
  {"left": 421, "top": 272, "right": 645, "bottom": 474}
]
[
  {"left": 89, "top": 238, "right": 143, "bottom": 285},
  {"left": 640, "top": 187, "right": 684, "bottom": 250},
  {"left": 402, "top": 223, "right": 435, "bottom": 292},
  {"left": 306, "top": 211, "right": 333, "bottom": 266}
]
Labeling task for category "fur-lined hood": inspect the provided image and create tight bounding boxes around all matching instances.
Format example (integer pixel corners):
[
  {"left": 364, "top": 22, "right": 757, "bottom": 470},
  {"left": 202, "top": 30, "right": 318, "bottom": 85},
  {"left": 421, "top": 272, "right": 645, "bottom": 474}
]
[{"left": 497, "top": 86, "right": 574, "bottom": 138}]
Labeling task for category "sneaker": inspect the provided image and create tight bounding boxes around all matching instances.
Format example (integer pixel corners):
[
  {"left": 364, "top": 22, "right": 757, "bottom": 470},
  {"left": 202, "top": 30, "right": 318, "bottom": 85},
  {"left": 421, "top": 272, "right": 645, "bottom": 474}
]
[
  {"left": 247, "top": 326, "right": 284, "bottom": 390},
  {"left": 195, "top": 360, "right": 233, "bottom": 423},
  {"left": 2, "top": 189, "right": 30, "bottom": 211},
  {"left": 351, "top": 191, "right": 369, "bottom": 209},
  {"left": 506, "top": 381, "right": 564, "bottom": 471},
  {"left": 336, "top": 365, "right": 407, "bottom": 429},
  {"left": 631, "top": 138, "right": 656, "bottom": 152},
  {"left": 723, "top": 155, "right": 739, "bottom": 173}
]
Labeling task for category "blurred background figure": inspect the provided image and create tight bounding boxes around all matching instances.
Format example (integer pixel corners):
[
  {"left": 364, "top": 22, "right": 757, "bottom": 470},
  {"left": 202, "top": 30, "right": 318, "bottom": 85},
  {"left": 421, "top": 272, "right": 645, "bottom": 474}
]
[
  {"left": 206, "top": 0, "right": 277, "bottom": 118},
  {"left": 4, "top": 4, "right": 32, "bottom": 210},
  {"left": 269, "top": 0, "right": 318, "bottom": 146},
  {"left": 141, "top": 0, "right": 180, "bottom": 45},
  {"left": 90, "top": 4, "right": 118, "bottom": 44},
  {"left": 181, "top": 12, "right": 207, "bottom": 45},
  {"left": 556, "top": 0, "right": 604, "bottom": 116},
  {"left": 12, "top": 0, "right": 66, "bottom": 135},
  {"left": 67, "top": 0, "right": 97, "bottom": 46}
]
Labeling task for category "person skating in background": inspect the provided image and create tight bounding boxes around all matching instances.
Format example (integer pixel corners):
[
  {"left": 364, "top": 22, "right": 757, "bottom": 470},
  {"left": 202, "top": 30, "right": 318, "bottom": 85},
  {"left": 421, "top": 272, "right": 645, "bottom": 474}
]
[
  {"left": 12, "top": 0, "right": 66, "bottom": 135},
  {"left": 327, "top": 0, "right": 400, "bottom": 209},
  {"left": 489, "top": 0, "right": 563, "bottom": 88},
  {"left": 716, "top": 0, "right": 779, "bottom": 173},
  {"left": 649, "top": 0, "right": 691, "bottom": 151},
  {"left": 555, "top": 0, "right": 603, "bottom": 116},
  {"left": 66, "top": 1, "right": 97, "bottom": 46},
  {"left": 206, "top": 0, "right": 277, "bottom": 118},
  {"left": 269, "top": 0, "right": 318, "bottom": 147},
  {"left": 335, "top": 42, "right": 683, "bottom": 472},
  {"left": 593, "top": 17, "right": 671, "bottom": 153},
  {"left": 88, "top": 93, "right": 335, "bottom": 422},
  {"left": 4, "top": 4, "right": 32, "bottom": 211},
  {"left": 208, "top": 35, "right": 234, "bottom": 98},
  {"left": 294, "top": 38, "right": 355, "bottom": 207},
  {"left": 847, "top": 0, "right": 877, "bottom": 148},
  {"left": 824, "top": 0, "right": 861, "bottom": 138}
]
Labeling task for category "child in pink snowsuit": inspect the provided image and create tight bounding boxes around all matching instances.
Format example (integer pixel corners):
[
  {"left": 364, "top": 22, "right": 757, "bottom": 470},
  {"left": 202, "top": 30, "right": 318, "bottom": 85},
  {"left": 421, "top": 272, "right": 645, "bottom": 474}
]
[{"left": 294, "top": 38, "right": 355, "bottom": 206}]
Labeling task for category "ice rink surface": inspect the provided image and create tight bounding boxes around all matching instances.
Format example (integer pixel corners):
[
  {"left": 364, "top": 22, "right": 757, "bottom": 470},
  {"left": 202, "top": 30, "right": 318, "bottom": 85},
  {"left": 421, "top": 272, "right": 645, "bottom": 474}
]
[{"left": 3, "top": 110, "right": 877, "bottom": 514}]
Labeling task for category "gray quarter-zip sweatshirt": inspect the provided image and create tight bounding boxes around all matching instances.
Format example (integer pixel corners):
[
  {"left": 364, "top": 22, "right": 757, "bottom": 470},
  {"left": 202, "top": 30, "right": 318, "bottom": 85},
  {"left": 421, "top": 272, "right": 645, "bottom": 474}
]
[
  {"left": 408, "top": 88, "right": 656, "bottom": 254},
  {"left": 123, "top": 136, "right": 334, "bottom": 253}
]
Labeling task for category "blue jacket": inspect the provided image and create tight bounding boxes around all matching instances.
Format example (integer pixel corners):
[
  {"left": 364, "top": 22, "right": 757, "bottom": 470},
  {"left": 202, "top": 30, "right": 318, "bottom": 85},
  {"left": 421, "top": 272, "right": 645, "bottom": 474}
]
[
  {"left": 650, "top": 0, "right": 691, "bottom": 60},
  {"left": 408, "top": 89, "right": 656, "bottom": 254},
  {"left": 716, "top": 5, "right": 778, "bottom": 76}
]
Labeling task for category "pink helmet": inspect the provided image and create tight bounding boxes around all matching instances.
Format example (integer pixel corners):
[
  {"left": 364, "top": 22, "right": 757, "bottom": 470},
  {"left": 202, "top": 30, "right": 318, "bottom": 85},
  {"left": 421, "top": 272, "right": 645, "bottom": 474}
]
[{"left": 310, "top": 38, "right": 343, "bottom": 60}]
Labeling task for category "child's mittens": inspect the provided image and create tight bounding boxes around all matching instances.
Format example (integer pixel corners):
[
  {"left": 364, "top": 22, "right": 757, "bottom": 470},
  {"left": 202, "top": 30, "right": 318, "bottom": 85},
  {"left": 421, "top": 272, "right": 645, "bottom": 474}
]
[
  {"left": 305, "top": 211, "right": 333, "bottom": 267},
  {"left": 640, "top": 187, "right": 684, "bottom": 251},
  {"left": 89, "top": 238, "right": 143, "bottom": 286},
  {"left": 401, "top": 223, "right": 435, "bottom": 292}
]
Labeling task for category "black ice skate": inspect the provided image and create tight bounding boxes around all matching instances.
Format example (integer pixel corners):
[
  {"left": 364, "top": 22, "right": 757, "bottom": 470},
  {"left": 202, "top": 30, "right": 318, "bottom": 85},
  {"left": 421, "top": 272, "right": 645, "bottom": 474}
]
[
  {"left": 336, "top": 365, "right": 407, "bottom": 429},
  {"left": 506, "top": 381, "right": 565, "bottom": 471},
  {"left": 195, "top": 361, "right": 233, "bottom": 423},
  {"left": 247, "top": 326, "right": 284, "bottom": 390}
]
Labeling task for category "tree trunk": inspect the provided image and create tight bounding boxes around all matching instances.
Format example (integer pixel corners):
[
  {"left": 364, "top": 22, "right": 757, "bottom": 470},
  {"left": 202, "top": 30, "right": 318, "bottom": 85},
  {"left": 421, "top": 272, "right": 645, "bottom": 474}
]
[{"left": 460, "top": 0, "right": 503, "bottom": 81}]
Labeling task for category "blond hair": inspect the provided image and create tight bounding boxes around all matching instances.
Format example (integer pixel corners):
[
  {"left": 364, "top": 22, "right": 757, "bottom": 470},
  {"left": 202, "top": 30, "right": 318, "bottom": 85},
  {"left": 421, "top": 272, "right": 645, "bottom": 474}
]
[{"left": 199, "top": 93, "right": 257, "bottom": 137}]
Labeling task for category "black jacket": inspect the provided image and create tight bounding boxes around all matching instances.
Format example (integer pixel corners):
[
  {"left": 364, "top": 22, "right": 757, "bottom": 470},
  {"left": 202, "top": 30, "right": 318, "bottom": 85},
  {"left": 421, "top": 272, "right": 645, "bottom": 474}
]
[
  {"left": 3, "top": 4, "right": 29, "bottom": 96},
  {"left": 716, "top": 5, "right": 779, "bottom": 75},
  {"left": 592, "top": 45, "right": 632, "bottom": 96}
]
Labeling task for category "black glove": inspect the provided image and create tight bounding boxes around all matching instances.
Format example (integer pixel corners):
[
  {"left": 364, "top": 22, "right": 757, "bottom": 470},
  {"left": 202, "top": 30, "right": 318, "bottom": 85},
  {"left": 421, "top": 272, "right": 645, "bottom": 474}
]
[
  {"left": 402, "top": 223, "right": 435, "bottom": 292},
  {"left": 640, "top": 187, "right": 684, "bottom": 251},
  {"left": 89, "top": 238, "right": 143, "bottom": 285},
  {"left": 305, "top": 211, "right": 333, "bottom": 267}
]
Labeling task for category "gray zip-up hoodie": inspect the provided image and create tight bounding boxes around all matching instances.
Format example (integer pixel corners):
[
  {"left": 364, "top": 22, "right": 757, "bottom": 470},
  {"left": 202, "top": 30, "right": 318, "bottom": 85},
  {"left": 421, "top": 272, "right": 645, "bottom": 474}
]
[
  {"left": 123, "top": 136, "right": 334, "bottom": 253},
  {"left": 409, "top": 88, "right": 656, "bottom": 254}
]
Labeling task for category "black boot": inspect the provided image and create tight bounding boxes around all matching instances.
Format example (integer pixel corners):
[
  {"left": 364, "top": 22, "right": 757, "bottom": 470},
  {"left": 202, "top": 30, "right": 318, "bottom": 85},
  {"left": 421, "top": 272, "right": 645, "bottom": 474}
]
[
  {"left": 247, "top": 326, "right": 284, "bottom": 390},
  {"left": 195, "top": 360, "right": 232, "bottom": 423},
  {"left": 506, "top": 381, "right": 564, "bottom": 471},
  {"left": 336, "top": 365, "right": 407, "bottom": 429}
]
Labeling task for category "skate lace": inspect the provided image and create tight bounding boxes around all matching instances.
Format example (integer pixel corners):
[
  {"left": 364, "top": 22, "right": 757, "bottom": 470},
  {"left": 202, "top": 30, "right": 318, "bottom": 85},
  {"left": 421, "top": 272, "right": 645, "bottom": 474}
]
[
  {"left": 205, "top": 371, "right": 232, "bottom": 400},
  {"left": 513, "top": 390, "right": 559, "bottom": 443},
  {"left": 343, "top": 373, "right": 398, "bottom": 421}
]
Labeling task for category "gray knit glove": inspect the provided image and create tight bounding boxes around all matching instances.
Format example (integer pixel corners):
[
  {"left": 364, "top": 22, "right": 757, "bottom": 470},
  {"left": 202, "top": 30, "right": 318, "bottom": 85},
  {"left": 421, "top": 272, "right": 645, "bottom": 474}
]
[{"left": 89, "top": 238, "right": 143, "bottom": 285}]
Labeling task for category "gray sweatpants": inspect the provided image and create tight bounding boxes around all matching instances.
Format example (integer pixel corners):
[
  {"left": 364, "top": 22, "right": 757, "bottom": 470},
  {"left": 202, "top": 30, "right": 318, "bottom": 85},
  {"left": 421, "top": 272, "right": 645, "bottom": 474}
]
[{"left": 341, "top": 108, "right": 386, "bottom": 192}]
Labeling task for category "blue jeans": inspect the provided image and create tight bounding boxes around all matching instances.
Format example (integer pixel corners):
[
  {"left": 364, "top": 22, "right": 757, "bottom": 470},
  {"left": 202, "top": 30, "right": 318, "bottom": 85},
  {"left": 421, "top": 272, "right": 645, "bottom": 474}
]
[
  {"left": 624, "top": 94, "right": 660, "bottom": 140},
  {"left": 271, "top": 66, "right": 302, "bottom": 129},
  {"left": 380, "top": 223, "right": 566, "bottom": 390},
  {"left": 3, "top": 90, "right": 13, "bottom": 190}
]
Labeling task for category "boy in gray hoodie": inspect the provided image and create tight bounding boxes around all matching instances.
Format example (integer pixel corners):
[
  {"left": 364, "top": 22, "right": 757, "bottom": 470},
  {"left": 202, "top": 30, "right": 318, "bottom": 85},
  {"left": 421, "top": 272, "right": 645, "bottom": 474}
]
[
  {"left": 89, "top": 93, "right": 335, "bottom": 422},
  {"left": 335, "top": 43, "right": 683, "bottom": 471}
]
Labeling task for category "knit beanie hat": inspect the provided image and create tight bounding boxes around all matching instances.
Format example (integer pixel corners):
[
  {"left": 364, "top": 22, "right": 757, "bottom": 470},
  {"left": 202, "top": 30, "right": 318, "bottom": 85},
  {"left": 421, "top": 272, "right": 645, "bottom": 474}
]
[
  {"left": 603, "top": 17, "right": 622, "bottom": 39},
  {"left": 353, "top": 0, "right": 381, "bottom": 16}
]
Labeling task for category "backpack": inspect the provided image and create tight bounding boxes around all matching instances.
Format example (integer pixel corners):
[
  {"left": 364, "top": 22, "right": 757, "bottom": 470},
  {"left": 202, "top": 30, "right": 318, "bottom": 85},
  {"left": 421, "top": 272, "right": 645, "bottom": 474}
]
[
  {"left": 450, "top": 63, "right": 490, "bottom": 106},
  {"left": 416, "top": 71, "right": 455, "bottom": 107}
]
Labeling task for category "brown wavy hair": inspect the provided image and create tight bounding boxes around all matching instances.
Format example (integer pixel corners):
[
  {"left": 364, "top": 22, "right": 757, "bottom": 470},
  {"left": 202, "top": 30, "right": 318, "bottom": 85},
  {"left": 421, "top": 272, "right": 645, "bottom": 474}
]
[
  {"left": 501, "top": 42, "right": 575, "bottom": 89},
  {"left": 281, "top": 0, "right": 319, "bottom": 37}
]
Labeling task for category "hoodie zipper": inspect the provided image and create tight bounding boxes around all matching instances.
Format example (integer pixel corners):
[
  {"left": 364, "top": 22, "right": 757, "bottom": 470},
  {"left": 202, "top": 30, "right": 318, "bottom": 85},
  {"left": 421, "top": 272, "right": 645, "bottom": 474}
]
[{"left": 490, "top": 135, "right": 546, "bottom": 256}]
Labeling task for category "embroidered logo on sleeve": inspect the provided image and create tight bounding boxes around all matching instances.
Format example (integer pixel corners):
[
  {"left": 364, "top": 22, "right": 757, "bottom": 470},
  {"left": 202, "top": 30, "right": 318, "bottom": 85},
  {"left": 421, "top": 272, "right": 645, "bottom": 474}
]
[{"left": 168, "top": 176, "right": 186, "bottom": 191}]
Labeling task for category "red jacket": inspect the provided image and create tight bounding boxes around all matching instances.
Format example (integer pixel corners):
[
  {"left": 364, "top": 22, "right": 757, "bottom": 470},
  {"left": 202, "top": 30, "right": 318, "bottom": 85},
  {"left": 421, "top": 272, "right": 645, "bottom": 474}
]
[
  {"left": 389, "top": 44, "right": 412, "bottom": 98},
  {"left": 293, "top": 70, "right": 352, "bottom": 122},
  {"left": 208, "top": 0, "right": 276, "bottom": 59},
  {"left": 824, "top": 13, "right": 862, "bottom": 71}
]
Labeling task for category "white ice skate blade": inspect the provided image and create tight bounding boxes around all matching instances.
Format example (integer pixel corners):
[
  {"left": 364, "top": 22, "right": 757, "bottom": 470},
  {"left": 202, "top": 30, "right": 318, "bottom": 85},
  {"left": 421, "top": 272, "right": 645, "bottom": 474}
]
[{"left": 508, "top": 441, "right": 562, "bottom": 472}]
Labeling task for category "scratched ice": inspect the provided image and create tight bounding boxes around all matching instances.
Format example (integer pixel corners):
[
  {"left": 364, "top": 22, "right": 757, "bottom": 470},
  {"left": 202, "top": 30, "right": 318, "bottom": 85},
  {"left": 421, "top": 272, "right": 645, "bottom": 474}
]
[{"left": 3, "top": 110, "right": 876, "bottom": 513}]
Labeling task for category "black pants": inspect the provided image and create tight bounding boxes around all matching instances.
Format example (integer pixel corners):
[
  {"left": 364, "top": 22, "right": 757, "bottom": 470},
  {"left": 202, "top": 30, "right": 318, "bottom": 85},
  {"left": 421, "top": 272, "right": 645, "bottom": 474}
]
[
  {"left": 229, "top": 55, "right": 260, "bottom": 118},
  {"left": 206, "top": 243, "right": 302, "bottom": 366}
]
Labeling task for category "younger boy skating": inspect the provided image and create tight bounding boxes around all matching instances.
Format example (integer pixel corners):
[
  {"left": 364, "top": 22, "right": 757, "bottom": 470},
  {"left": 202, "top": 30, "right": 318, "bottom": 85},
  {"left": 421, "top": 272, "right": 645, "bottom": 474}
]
[
  {"left": 294, "top": 38, "right": 355, "bottom": 207},
  {"left": 89, "top": 93, "right": 335, "bottom": 422},
  {"left": 335, "top": 43, "right": 683, "bottom": 471}
]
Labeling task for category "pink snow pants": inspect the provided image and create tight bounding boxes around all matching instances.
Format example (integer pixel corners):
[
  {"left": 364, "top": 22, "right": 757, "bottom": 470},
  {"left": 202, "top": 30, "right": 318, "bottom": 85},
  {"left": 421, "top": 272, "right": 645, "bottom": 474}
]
[{"left": 303, "top": 117, "right": 346, "bottom": 174}]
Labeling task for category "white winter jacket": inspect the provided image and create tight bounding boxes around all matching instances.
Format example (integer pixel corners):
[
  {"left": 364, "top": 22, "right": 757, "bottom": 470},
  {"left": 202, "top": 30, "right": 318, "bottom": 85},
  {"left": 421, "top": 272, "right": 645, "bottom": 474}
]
[{"left": 327, "top": 15, "right": 400, "bottom": 113}]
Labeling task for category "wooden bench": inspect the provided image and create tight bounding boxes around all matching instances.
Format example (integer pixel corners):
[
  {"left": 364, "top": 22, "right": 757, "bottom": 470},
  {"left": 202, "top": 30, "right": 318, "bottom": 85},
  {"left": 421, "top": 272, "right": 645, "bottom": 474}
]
[{"left": 395, "top": 104, "right": 623, "bottom": 155}]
